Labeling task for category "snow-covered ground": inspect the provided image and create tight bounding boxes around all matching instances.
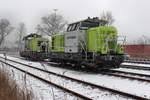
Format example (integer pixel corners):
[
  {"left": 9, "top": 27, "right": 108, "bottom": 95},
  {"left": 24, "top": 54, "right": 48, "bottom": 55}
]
[
  {"left": 0, "top": 54, "right": 150, "bottom": 100},
  {"left": 0, "top": 58, "right": 80, "bottom": 100},
  {"left": 114, "top": 67, "right": 150, "bottom": 75},
  {"left": 122, "top": 62, "right": 150, "bottom": 67}
]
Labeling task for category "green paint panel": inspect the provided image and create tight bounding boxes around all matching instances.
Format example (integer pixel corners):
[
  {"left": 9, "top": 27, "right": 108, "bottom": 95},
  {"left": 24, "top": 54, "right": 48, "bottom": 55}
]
[
  {"left": 29, "top": 37, "right": 40, "bottom": 52},
  {"left": 87, "top": 26, "right": 123, "bottom": 54},
  {"left": 117, "top": 44, "right": 124, "bottom": 54},
  {"left": 51, "top": 34, "right": 65, "bottom": 52}
]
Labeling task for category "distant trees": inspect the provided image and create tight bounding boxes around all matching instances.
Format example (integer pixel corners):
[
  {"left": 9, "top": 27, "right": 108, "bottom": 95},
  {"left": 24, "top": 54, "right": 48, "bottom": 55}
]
[
  {"left": 0, "top": 18, "right": 14, "bottom": 47},
  {"left": 127, "top": 35, "right": 150, "bottom": 45},
  {"left": 135, "top": 35, "right": 150, "bottom": 44},
  {"left": 16, "top": 22, "right": 26, "bottom": 51},
  {"left": 100, "top": 11, "right": 115, "bottom": 26},
  {"left": 36, "top": 12, "right": 67, "bottom": 36}
]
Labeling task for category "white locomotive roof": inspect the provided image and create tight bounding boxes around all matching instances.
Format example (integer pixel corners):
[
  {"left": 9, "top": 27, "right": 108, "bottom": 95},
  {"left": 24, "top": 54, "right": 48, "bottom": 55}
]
[{"left": 68, "top": 17, "right": 108, "bottom": 25}]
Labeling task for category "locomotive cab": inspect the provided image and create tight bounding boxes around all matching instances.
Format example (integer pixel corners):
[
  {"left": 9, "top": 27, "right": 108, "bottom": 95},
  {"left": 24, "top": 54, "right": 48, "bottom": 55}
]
[{"left": 65, "top": 17, "right": 107, "bottom": 53}]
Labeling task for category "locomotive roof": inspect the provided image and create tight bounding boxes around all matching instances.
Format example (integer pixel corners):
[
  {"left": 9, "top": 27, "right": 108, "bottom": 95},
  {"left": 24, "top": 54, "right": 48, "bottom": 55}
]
[
  {"left": 23, "top": 33, "right": 41, "bottom": 40},
  {"left": 68, "top": 17, "right": 108, "bottom": 26},
  {"left": 66, "top": 17, "right": 108, "bottom": 32}
]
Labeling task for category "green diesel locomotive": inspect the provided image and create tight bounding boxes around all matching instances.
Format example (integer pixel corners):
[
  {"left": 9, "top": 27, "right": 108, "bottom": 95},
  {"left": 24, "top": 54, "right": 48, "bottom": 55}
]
[
  {"left": 49, "top": 17, "right": 124, "bottom": 69},
  {"left": 20, "top": 17, "right": 125, "bottom": 70},
  {"left": 20, "top": 34, "right": 50, "bottom": 60}
]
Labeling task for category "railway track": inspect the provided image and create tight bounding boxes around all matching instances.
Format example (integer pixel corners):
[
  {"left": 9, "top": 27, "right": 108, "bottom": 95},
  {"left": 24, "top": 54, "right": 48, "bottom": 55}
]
[
  {"left": 107, "top": 69, "right": 150, "bottom": 78},
  {"left": 0, "top": 59, "right": 92, "bottom": 100},
  {"left": 3, "top": 55, "right": 150, "bottom": 83},
  {"left": 0, "top": 56, "right": 150, "bottom": 100},
  {"left": 124, "top": 60, "right": 150, "bottom": 64},
  {"left": 10, "top": 55, "right": 150, "bottom": 71},
  {"left": 47, "top": 62, "right": 150, "bottom": 83},
  {"left": 13, "top": 55, "right": 150, "bottom": 71},
  {"left": 44, "top": 61, "right": 150, "bottom": 83},
  {"left": 121, "top": 64, "right": 150, "bottom": 71}
]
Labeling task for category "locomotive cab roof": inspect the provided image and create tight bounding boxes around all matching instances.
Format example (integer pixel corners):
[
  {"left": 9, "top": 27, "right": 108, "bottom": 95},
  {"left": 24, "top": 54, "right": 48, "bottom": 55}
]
[
  {"left": 67, "top": 17, "right": 108, "bottom": 32},
  {"left": 23, "top": 33, "right": 41, "bottom": 40}
]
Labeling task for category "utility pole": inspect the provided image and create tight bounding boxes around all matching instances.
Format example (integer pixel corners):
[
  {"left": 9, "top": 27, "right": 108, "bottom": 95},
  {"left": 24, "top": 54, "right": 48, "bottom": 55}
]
[
  {"left": 53, "top": 9, "right": 58, "bottom": 34},
  {"left": 53, "top": 9, "right": 58, "bottom": 18}
]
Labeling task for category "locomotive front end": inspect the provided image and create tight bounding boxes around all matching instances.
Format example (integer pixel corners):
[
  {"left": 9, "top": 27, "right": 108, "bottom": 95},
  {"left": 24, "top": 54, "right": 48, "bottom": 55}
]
[{"left": 86, "top": 26, "right": 125, "bottom": 69}]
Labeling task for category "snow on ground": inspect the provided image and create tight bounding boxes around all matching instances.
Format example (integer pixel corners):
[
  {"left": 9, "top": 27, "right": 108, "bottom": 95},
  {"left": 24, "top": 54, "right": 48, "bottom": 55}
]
[
  {"left": 0, "top": 54, "right": 129, "bottom": 100},
  {"left": 0, "top": 61, "right": 78, "bottom": 100},
  {"left": 64, "top": 71, "right": 150, "bottom": 99},
  {"left": 113, "top": 67, "right": 150, "bottom": 75},
  {"left": 119, "top": 62, "right": 150, "bottom": 76},
  {"left": 122, "top": 62, "right": 150, "bottom": 67},
  {"left": 0, "top": 54, "right": 150, "bottom": 99}
]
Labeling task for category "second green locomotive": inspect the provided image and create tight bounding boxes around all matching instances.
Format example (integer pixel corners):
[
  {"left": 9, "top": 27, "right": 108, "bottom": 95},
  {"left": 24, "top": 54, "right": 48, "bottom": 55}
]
[{"left": 20, "top": 34, "right": 50, "bottom": 60}]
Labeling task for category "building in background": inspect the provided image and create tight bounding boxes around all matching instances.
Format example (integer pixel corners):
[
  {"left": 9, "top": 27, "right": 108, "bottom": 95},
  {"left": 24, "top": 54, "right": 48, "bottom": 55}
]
[{"left": 124, "top": 44, "right": 150, "bottom": 59}]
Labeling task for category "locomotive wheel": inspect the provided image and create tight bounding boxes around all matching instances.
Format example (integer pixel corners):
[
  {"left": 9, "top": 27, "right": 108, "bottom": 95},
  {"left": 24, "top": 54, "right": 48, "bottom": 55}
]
[{"left": 74, "top": 63, "right": 81, "bottom": 70}]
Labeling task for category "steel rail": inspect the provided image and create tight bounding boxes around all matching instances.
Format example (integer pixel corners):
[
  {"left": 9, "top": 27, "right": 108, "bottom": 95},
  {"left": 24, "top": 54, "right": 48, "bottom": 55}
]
[
  {"left": 108, "top": 69, "right": 150, "bottom": 78},
  {"left": 0, "top": 56, "right": 149, "bottom": 100},
  {"left": 47, "top": 62, "right": 150, "bottom": 83},
  {"left": 121, "top": 65, "right": 150, "bottom": 71},
  {"left": 124, "top": 60, "right": 150, "bottom": 64},
  {"left": 2, "top": 56, "right": 150, "bottom": 82},
  {"left": 44, "top": 62, "right": 150, "bottom": 83},
  {"left": 101, "top": 72, "right": 150, "bottom": 83}
]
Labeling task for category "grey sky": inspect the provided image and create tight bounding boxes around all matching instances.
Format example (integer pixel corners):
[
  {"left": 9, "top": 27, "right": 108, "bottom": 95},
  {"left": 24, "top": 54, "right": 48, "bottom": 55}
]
[{"left": 0, "top": 0, "right": 150, "bottom": 42}]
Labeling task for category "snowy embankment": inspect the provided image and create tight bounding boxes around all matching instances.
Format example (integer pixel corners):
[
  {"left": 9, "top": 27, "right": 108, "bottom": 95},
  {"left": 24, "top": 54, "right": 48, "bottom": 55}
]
[{"left": 0, "top": 54, "right": 150, "bottom": 99}]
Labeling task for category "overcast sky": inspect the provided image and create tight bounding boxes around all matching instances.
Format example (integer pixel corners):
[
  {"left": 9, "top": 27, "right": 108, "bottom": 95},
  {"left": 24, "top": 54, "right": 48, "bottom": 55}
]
[{"left": 1, "top": 0, "right": 150, "bottom": 42}]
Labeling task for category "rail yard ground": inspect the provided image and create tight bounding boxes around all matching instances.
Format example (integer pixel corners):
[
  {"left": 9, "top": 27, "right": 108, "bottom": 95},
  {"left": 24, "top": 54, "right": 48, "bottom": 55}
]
[{"left": 1, "top": 53, "right": 150, "bottom": 100}]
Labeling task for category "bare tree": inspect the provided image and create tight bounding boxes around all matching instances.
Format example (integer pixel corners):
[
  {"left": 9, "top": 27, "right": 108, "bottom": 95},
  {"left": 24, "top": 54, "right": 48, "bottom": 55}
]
[
  {"left": 100, "top": 11, "right": 115, "bottom": 26},
  {"left": 36, "top": 12, "right": 67, "bottom": 36},
  {"left": 0, "top": 18, "right": 14, "bottom": 47},
  {"left": 136, "top": 35, "right": 150, "bottom": 45},
  {"left": 16, "top": 22, "right": 26, "bottom": 51}
]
